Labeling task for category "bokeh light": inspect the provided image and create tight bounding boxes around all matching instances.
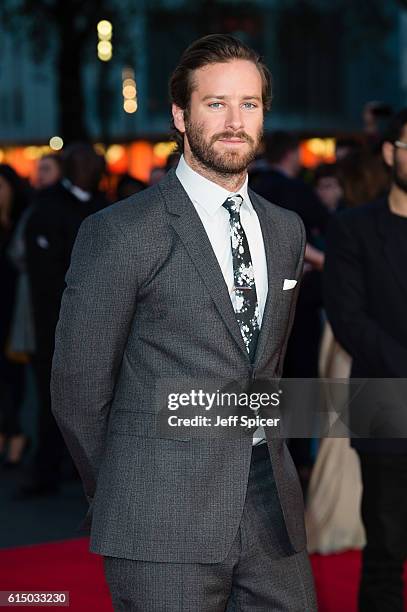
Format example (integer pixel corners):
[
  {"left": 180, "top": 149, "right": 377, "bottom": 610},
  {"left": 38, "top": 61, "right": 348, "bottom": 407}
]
[
  {"left": 49, "top": 136, "right": 64, "bottom": 151},
  {"left": 123, "top": 99, "right": 138, "bottom": 114},
  {"left": 97, "top": 20, "right": 112, "bottom": 40}
]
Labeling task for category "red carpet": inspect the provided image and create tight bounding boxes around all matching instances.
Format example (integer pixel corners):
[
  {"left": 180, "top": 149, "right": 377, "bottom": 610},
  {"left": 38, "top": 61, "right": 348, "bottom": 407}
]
[
  {"left": 0, "top": 539, "right": 406, "bottom": 611},
  {"left": 0, "top": 539, "right": 112, "bottom": 611}
]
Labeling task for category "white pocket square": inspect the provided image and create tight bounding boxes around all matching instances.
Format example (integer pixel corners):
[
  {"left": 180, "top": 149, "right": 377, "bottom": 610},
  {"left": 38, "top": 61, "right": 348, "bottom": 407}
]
[{"left": 283, "top": 279, "right": 297, "bottom": 290}]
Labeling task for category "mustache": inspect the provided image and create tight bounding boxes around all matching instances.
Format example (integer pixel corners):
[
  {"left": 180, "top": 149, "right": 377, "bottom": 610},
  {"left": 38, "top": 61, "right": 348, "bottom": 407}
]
[{"left": 210, "top": 131, "right": 255, "bottom": 146}]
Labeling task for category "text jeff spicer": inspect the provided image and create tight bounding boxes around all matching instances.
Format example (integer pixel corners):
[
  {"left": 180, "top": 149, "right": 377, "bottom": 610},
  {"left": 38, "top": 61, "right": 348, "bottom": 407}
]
[{"left": 168, "top": 415, "right": 280, "bottom": 427}]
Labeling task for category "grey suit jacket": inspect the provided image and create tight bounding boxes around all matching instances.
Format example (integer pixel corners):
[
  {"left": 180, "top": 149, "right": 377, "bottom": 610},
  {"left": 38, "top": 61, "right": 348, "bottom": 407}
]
[{"left": 51, "top": 168, "right": 306, "bottom": 563}]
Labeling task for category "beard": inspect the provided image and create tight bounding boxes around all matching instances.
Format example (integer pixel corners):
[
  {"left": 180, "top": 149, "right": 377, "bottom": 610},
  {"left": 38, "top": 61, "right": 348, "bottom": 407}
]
[
  {"left": 393, "top": 155, "right": 407, "bottom": 194},
  {"left": 184, "top": 119, "right": 263, "bottom": 175}
]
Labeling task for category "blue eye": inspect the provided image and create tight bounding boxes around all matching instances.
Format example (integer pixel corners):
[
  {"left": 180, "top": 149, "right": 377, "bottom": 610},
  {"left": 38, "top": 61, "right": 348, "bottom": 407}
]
[
  {"left": 209, "top": 102, "right": 223, "bottom": 109},
  {"left": 242, "top": 102, "right": 257, "bottom": 109}
]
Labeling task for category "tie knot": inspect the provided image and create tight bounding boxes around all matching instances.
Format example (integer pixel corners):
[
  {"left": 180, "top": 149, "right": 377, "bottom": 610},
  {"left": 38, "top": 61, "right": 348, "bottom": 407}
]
[{"left": 222, "top": 194, "right": 243, "bottom": 216}]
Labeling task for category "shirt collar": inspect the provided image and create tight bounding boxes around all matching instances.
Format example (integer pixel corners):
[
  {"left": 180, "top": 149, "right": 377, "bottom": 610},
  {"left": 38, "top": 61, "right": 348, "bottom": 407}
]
[{"left": 175, "top": 155, "right": 253, "bottom": 217}]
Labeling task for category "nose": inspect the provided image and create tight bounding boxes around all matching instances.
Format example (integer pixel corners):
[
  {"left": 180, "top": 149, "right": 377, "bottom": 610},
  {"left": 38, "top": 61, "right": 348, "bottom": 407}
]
[{"left": 224, "top": 104, "right": 244, "bottom": 131}]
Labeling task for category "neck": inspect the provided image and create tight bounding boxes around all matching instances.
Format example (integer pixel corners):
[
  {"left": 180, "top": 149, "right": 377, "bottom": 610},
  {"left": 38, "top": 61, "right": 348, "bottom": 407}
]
[
  {"left": 184, "top": 152, "right": 246, "bottom": 192},
  {"left": 389, "top": 184, "right": 407, "bottom": 217}
]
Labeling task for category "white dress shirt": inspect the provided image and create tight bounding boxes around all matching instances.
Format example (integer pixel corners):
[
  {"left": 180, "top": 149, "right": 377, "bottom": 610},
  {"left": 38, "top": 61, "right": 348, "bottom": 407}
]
[{"left": 176, "top": 155, "right": 268, "bottom": 444}]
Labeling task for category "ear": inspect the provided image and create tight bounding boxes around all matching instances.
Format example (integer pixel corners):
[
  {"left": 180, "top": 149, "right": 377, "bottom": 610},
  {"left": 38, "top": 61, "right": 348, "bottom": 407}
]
[
  {"left": 382, "top": 141, "right": 394, "bottom": 167},
  {"left": 172, "top": 104, "right": 186, "bottom": 134}
]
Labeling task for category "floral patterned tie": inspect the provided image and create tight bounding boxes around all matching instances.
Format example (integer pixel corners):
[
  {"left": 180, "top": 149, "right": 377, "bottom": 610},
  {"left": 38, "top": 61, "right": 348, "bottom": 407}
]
[{"left": 223, "top": 195, "right": 260, "bottom": 361}]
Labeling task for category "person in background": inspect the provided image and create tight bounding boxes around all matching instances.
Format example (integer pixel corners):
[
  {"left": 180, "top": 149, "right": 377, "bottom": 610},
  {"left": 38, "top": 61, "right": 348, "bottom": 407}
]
[
  {"left": 250, "top": 130, "right": 329, "bottom": 259},
  {"left": 306, "top": 144, "right": 390, "bottom": 553},
  {"left": 324, "top": 108, "right": 407, "bottom": 612},
  {"left": 362, "top": 101, "right": 393, "bottom": 152},
  {"left": 115, "top": 174, "right": 146, "bottom": 201},
  {"left": 335, "top": 137, "right": 360, "bottom": 161},
  {"left": 338, "top": 149, "right": 389, "bottom": 208},
  {"left": 19, "top": 143, "right": 108, "bottom": 498},
  {"left": 0, "top": 165, "right": 31, "bottom": 466},
  {"left": 314, "top": 164, "right": 344, "bottom": 213},
  {"left": 36, "top": 154, "right": 62, "bottom": 190},
  {"left": 251, "top": 130, "right": 331, "bottom": 485},
  {"left": 6, "top": 155, "right": 64, "bottom": 369},
  {"left": 306, "top": 139, "right": 390, "bottom": 555}
]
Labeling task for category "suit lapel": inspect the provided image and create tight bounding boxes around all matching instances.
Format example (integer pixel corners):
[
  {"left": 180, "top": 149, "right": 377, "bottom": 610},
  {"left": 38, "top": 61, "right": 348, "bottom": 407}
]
[
  {"left": 249, "top": 190, "right": 285, "bottom": 368},
  {"left": 159, "top": 170, "right": 249, "bottom": 360}
]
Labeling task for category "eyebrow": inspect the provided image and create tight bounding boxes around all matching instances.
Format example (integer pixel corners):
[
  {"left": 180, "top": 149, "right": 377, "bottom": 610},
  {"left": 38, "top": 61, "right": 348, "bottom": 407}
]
[{"left": 201, "top": 95, "right": 262, "bottom": 102}]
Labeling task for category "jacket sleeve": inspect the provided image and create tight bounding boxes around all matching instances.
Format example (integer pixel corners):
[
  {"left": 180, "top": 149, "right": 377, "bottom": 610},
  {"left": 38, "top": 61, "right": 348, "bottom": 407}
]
[
  {"left": 50, "top": 212, "right": 138, "bottom": 501},
  {"left": 323, "top": 213, "right": 407, "bottom": 377}
]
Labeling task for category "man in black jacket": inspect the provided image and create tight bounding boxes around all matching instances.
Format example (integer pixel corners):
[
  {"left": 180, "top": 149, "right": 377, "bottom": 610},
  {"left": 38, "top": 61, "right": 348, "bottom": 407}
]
[
  {"left": 324, "top": 109, "right": 407, "bottom": 612},
  {"left": 251, "top": 131, "right": 330, "bottom": 479},
  {"left": 21, "top": 143, "right": 108, "bottom": 498}
]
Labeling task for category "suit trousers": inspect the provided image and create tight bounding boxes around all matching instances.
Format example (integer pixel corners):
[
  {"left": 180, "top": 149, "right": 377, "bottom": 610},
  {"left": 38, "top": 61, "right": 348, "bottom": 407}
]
[
  {"left": 103, "top": 443, "right": 317, "bottom": 611},
  {"left": 357, "top": 453, "right": 407, "bottom": 612}
]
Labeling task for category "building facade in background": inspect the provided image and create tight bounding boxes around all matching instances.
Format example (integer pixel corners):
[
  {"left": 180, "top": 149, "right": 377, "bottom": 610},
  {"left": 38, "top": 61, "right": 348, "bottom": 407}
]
[{"left": 0, "top": 0, "right": 406, "bottom": 179}]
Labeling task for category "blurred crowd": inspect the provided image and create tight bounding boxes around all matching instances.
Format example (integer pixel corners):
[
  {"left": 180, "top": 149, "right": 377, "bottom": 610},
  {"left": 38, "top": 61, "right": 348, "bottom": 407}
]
[
  {"left": 0, "top": 105, "right": 393, "bottom": 491},
  {"left": 0, "top": 101, "right": 406, "bottom": 609},
  {"left": 0, "top": 145, "right": 168, "bottom": 485}
]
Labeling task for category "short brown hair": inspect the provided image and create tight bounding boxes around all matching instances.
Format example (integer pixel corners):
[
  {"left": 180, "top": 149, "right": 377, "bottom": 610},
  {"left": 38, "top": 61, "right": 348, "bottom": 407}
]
[{"left": 169, "top": 34, "right": 272, "bottom": 151}]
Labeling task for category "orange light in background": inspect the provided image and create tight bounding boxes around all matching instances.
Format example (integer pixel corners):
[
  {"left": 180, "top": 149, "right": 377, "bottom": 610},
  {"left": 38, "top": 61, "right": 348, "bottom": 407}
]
[
  {"left": 127, "top": 141, "right": 155, "bottom": 183},
  {"left": 153, "top": 141, "right": 177, "bottom": 166},
  {"left": 0, "top": 146, "right": 56, "bottom": 183},
  {"left": 2, "top": 139, "right": 177, "bottom": 186},
  {"left": 24, "top": 146, "right": 43, "bottom": 160},
  {"left": 105, "top": 144, "right": 128, "bottom": 174},
  {"left": 4, "top": 148, "right": 37, "bottom": 180},
  {"left": 105, "top": 141, "right": 177, "bottom": 183},
  {"left": 106, "top": 144, "right": 125, "bottom": 164},
  {"left": 300, "top": 138, "right": 336, "bottom": 168}
]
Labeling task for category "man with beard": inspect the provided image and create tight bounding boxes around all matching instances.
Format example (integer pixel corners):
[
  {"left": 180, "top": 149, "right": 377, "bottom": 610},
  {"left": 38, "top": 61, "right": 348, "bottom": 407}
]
[
  {"left": 51, "top": 35, "right": 316, "bottom": 611},
  {"left": 324, "top": 108, "right": 407, "bottom": 612}
]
